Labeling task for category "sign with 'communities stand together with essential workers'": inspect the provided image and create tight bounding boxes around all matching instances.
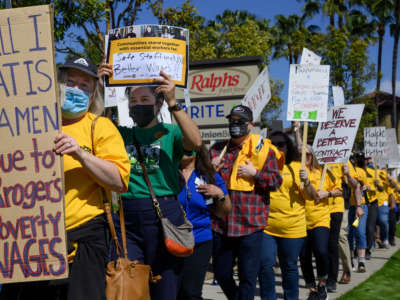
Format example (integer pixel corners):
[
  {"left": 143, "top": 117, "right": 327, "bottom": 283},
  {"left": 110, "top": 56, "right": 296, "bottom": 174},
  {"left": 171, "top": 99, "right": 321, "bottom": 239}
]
[{"left": 0, "top": 5, "right": 68, "bottom": 283}]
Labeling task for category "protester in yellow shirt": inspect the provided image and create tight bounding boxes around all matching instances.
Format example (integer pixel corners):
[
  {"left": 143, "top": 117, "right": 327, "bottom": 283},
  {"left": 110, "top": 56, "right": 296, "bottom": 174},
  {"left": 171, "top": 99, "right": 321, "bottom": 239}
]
[
  {"left": 299, "top": 145, "right": 341, "bottom": 300},
  {"left": 325, "top": 163, "right": 345, "bottom": 292},
  {"left": 388, "top": 176, "right": 399, "bottom": 246},
  {"left": 376, "top": 168, "right": 390, "bottom": 249},
  {"left": 259, "top": 131, "right": 314, "bottom": 300},
  {"left": 361, "top": 157, "right": 380, "bottom": 260},
  {"left": 347, "top": 153, "right": 369, "bottom": 273},
  {"left": 0, "top": 56, "right": 130, "bottom": 300}
]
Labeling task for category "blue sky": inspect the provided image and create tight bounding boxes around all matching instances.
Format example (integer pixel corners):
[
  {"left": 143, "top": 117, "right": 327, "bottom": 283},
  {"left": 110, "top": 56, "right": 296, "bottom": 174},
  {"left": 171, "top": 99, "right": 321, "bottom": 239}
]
[{"left": 133, "top": 0, "right": 400, "bottom": 116}]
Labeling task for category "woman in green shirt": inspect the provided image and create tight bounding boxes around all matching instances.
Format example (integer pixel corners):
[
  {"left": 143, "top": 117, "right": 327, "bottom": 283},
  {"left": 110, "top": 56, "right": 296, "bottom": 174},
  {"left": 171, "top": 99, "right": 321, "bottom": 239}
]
[{"left": 99, "top": 64, "right": 202, "bottom": 299}]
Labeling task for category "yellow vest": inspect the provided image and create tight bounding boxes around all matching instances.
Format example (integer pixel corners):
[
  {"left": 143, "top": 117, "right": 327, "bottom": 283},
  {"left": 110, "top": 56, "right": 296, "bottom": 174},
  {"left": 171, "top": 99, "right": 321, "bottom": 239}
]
[{"left": 228, "top": 134, "right": 282, "bottom": 191}]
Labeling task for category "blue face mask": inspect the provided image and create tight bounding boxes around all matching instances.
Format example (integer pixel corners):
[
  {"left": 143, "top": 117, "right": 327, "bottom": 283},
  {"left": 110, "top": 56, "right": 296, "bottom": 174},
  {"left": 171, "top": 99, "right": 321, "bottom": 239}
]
[{"left": 62, "top": 86, "right": 90, "bottom": 119}]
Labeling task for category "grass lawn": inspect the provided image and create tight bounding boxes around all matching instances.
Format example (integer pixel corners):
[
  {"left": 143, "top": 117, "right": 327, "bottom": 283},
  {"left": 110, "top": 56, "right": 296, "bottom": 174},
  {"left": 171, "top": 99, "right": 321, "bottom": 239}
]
[{"left": 337, "top": 224, "right": 400, "bottom": 300}]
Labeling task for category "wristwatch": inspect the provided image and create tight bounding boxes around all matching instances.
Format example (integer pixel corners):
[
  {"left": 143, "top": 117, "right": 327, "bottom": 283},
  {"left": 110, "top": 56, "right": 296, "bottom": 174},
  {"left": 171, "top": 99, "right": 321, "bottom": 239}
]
[{"left": 168, "top": 103, "right": 182, "bottom": 112}]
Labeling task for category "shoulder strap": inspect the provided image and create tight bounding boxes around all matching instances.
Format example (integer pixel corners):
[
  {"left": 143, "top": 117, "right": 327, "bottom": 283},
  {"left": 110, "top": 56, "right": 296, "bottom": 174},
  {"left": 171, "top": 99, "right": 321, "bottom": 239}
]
[
  {"left": 132, "top": 129, "right": 164, "bottom": 218},
  {"left": 91, "top": 115, "right": 127, "bottom": 258}
]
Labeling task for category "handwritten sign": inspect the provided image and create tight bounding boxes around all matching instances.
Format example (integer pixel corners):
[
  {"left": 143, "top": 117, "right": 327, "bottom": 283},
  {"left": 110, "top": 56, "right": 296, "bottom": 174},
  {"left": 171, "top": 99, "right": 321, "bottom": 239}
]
[
  {"left": 313, "top": 104, "right": 364, "bottom": 164},
  {"left": 287, "top": 64, "right": 330, "bottom": 122},
  {"left": 385, "top": 128, "right": 400, "bottom": 164},
  {"left": 300, "top": 47, "right": 321, "bottom": 65},
  {"left": 241, "top": 67, "right": 271, "bottom": 121},
  {"left": 106, "top": 24, "right": 189, "bottom": 88},
  {"left": 332, "top": 86, "right": 345, "bottom": 107},
  {"left": 0, "top": 5, "right": 67, "bottom": 283},
  {"left": 364, "top": 127, "right": 386, "bottom": 158}
]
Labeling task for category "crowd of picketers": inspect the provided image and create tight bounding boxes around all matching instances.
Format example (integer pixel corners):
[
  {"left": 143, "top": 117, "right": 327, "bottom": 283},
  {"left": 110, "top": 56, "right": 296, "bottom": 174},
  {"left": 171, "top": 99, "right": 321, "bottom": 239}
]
[{"left": 0, "top": 55, "right": 398, "bottom": 300}]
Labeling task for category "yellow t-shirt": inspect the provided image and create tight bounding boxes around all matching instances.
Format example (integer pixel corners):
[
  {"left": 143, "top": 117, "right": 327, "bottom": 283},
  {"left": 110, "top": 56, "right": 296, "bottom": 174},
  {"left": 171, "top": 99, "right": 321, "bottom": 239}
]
[
  {"left": 304, "top": 167, "right": 337, "bottom": 230},
  {"left": 351, "top": 167, "right": 367, "bottom": 205},
  {"left": 327, "top": 164, "right": 344, "bottom": 213},
  {"left": 376, "top": 169, "right": 389, "bottom": 207},
  {"left": 365, "top": 167, "right": 378, "bottom": 202},
  {"left": 63, "top": 113, "right": 130, "bottom": 230},
  {"left": 265, "top": 161, "right": 306, "bottom": 238}
]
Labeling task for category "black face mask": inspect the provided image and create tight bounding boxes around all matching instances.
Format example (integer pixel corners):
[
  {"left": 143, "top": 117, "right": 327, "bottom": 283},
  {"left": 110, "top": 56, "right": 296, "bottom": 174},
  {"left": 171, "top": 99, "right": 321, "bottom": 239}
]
[
  {"left": 129, "top": 104, "right": 155, "bottom": 127},
  {"left": 229, "top": 122, "right": 248, "bottom": 138}
]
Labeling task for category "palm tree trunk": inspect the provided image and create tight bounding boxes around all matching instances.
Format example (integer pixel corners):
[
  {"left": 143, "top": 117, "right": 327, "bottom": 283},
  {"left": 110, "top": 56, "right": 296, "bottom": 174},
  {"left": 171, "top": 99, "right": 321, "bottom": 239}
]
[
  {"left": 393, "top": 0, "right": 400, "bottom": 137},
  {"left": 392, "top": 32, "right": 399, "bottom": 131},
  {"left": 376, "top": 32, "right": 384, "bottom": 126}
]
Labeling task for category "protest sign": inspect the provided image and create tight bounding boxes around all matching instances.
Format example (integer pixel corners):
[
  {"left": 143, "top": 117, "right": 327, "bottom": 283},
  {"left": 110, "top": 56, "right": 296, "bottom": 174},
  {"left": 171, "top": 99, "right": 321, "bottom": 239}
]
[
  {"left": 385, "top": 128, "right": 400, "bottom": 165},
  {"left": 241, "top": 67, "right": 271, "bottom": 121},
  {"left": 106, "top": 24, "right": 189, "bottom": 88},
  {"left": 287, "top": 64, "right": 330, "bottom": 122},
  {"left": 313, "top": 104, "right": 364, "bottom": 164},
  {"left": 364, "top": 127, "right": 386, "bottom": 158},
  {"left": 0, "top": 5, "right": 67, "bottom": 283},
  {"left": 332, "top": 86, "right": 345, "bottom": 107},
  {"left": 300, "top": 47, "right": 321, "bottom": 65}
]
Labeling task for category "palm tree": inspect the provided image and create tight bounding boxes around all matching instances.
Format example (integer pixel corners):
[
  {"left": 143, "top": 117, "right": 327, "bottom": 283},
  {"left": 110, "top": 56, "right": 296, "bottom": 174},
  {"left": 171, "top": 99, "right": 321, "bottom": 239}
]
[
  {"left": 273, "top": 14, "right": 320, "bottom": 65},
  {"left": 351, "top": 0, "right": 394, "bottom": 125},
  {"left": 391, "top": 0, "right": 400, "bottom": 134}
]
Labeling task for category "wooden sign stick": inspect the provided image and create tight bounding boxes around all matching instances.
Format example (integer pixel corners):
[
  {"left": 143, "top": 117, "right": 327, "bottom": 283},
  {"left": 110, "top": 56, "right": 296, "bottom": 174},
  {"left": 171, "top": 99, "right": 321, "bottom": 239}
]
[
  {"left": 319, "top": 164, "right": 328, "bottom": 190},
  {"left": 300, "top": 121, "right": 309, "bottom": 189},
  {"left": 219, "top": 145, "right": 228, "bottom": 160}
]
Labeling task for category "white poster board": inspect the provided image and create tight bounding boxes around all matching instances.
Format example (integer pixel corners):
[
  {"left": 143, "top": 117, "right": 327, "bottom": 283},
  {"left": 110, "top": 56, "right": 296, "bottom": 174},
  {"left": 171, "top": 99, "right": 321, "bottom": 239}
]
[
  {"left": 386, "top": 128, "right": 400, "bottom": 165},
  {"left": 364, "top": 127, "right": 386, "bottom": 158},
  {"left": 286, "top": 64, "right": 330, "bottom": 122},
  {"left": 241, "top": 67, "right": 271, "bottom": 122},
  {"left": 313, "top": 104, "right": 364, "bottom": 164},
  {"left": 300, "top": 47, "right": 321, "bottom": 65},
  {"left": 332, "top": 86, "right": 345, "bottom": 107}
]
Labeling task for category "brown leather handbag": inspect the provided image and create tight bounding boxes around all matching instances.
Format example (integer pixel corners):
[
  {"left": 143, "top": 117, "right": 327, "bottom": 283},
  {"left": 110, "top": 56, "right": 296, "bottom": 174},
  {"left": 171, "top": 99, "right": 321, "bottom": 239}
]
[{"left": 104, "top": 196, "right": 161, "bottom": 300}]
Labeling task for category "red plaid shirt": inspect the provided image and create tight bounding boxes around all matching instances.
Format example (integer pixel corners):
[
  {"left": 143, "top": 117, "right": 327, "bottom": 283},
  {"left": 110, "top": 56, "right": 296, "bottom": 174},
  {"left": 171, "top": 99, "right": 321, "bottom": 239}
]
[{"left": 210, "top": 139, "right": 282, "bottom": 237}]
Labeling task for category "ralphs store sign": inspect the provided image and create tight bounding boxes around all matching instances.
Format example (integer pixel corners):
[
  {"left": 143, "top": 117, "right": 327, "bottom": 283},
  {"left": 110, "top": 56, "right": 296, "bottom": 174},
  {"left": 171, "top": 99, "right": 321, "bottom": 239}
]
[{"left": 176, "top": 56, "right": 262, "bottom": 140}]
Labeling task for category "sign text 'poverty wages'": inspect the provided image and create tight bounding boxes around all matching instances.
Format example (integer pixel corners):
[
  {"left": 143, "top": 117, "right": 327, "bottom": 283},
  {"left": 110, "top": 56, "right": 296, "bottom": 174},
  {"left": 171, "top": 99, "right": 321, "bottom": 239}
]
[{"left": 0, "top": 5, "right": 67, "bottom": 284}]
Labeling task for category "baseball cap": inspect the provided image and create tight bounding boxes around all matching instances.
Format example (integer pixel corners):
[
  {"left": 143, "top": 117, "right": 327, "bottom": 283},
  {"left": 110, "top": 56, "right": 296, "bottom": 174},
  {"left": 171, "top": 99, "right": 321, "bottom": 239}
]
[
  {"left": 59, "top": 56, "right": 98, "bottom": 78},
  {"left": 226, "top": 105, "right": 253, "bottom": 122}
]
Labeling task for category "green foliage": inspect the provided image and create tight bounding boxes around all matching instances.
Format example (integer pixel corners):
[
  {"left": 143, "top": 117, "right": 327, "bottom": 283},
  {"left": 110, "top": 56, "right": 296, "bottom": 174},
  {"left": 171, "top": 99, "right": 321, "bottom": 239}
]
[
  {"left": 261, "top": 78, "right": 284, "bottom": 128},
  {"left": 351, "top": 94, "right": 377, "bottom": 150}
]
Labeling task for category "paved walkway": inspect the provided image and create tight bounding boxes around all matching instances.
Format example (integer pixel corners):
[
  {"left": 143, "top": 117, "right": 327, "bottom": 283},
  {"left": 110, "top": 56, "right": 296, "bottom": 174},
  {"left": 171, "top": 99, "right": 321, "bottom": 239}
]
[{"left": 202, "top": 237, "right": 400, "bottom": 300}]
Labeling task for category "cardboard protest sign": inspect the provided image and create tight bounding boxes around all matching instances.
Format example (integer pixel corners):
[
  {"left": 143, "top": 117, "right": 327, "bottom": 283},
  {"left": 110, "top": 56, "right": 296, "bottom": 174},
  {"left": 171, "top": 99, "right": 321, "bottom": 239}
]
[
  {"left": 287, "top": 64, "right": 330, "bottom": 122},
  {"left": 241, "top": 67, "right": 271, "bottom": 121},
  {"left": 364, "top": 127, "right": 386, "bottom": 158},
  {"left": 106, "top": 24, "right": 189, "bottom": 88},
  {"left": 300, "top": 47, "right": 321, "bottom": 65},
  {"left": 0, "top": 5, "right": 68, "bottom": 283},
  {"left": 313, "top": 104, "right": 364, "bottom": 164},
  {"left": 385, "top": 128, "right": 400, "bottom": 165},
  {"left": 332, "top": 86, "right": 345, "bottom": 107}
]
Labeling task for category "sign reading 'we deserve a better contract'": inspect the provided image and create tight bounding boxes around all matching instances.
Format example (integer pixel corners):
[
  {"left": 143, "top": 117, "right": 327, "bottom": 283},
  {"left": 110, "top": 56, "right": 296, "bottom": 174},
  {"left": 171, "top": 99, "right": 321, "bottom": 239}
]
[
  {"left": 313, "top": 104, "right": 364, "bottom": 164},
  {"left": 0, "top": 5, "right": 67, "bottom": 283},
  {"left": 287, "top": 64, "right": 330, "bottom": 122}
]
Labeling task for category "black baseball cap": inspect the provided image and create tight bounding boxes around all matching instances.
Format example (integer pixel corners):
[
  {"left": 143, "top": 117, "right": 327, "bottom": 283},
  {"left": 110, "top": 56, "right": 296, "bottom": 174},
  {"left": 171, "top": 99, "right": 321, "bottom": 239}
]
[
  {"left": 226, "top": 105, "right": 253, "bottom": 122},
  {"left": 59, "top": 56, "right": 98, "bottom": 78}
]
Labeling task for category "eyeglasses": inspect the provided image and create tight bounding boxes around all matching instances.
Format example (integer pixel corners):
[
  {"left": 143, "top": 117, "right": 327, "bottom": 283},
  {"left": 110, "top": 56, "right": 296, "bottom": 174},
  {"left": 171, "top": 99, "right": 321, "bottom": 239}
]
[{"left": 273, "top": 141, "right": 286, "bottom": 148}]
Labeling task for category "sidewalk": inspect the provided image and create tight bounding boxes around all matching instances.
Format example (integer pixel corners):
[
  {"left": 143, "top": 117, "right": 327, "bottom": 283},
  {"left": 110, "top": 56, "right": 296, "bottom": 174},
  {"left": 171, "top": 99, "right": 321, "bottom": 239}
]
[{"left": 202, "top": 237, "right": 400, "bottom": 300}]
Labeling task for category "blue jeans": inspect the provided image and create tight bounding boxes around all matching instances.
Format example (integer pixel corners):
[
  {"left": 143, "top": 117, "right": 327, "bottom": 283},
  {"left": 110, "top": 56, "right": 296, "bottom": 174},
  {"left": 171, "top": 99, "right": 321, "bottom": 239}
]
[
  {"left": 258, "top": 233, "right": 305, "bottom": 300},
  {"left": 348, "top": 204, "right": 368, "bottom": 250},
  {"left": 377, "top": 205, "right": 390, "bottom": 242},
  {"left": 111, "top": 196, "right": 185, "bottom": 300},
  {"left": 300, "top": 227, "right": 330, "bottom": 287},
  {"left": 213, "top": 230, "right": 263, "bottom": 300}
]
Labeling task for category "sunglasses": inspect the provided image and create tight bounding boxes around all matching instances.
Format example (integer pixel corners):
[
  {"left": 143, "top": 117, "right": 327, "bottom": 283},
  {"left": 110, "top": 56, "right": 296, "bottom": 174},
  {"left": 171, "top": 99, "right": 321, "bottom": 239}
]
[
  {"left": 273, "top": 141, "right": 286, "bottom": 148},
  {"left": 229, "top": 118, "right": 248, "bottom": 125}
]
